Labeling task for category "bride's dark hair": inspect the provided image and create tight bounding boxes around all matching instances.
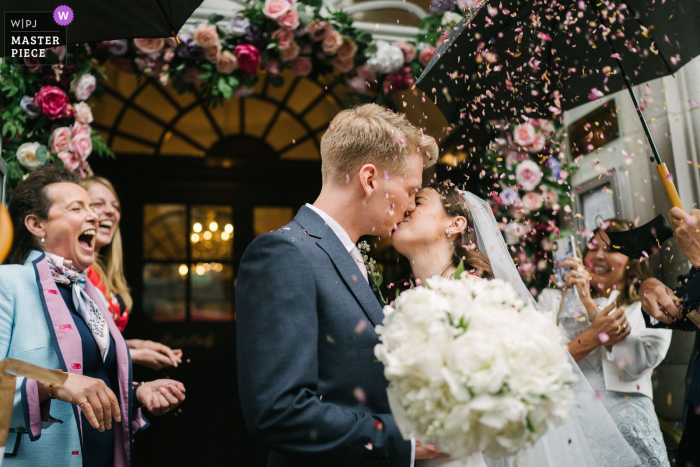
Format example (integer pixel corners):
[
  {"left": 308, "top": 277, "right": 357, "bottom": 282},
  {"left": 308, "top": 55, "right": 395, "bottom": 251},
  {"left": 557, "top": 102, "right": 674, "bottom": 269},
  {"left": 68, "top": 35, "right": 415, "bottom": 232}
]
[{"left": 427, "top": 184, "right": 493, "bottom": 279}]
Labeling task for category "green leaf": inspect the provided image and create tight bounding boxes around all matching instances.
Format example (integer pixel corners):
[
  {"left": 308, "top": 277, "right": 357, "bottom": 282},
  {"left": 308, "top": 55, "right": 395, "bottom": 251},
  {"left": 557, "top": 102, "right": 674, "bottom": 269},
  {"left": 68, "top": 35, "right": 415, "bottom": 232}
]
[
  {"left": 454, "top": 260, "right": 465, "bottom": 280},
  {"left": 217, "top": 77, "right": 232, "bottom": 100},
  {"left": 52, "top": 156, "right": 64, "bottom": 169},
  {"left": 208, "top": 13, "right": 225, "bottom": 24},
  {"left": 35, "top": 145, "right": 48, "bottom": 163},
  {"left": 266, "top": 42, "right": 278, "bottom": 51},
  {"left": 44, "top": 50, "right": 60, "bottom": 64}
]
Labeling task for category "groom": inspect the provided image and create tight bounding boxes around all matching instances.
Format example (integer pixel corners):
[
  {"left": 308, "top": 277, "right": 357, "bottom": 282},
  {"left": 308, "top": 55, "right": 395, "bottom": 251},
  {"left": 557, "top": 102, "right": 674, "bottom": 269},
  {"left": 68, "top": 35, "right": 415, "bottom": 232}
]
[{"left": 236, "top": 103, "right": 441, "bottom": 466}]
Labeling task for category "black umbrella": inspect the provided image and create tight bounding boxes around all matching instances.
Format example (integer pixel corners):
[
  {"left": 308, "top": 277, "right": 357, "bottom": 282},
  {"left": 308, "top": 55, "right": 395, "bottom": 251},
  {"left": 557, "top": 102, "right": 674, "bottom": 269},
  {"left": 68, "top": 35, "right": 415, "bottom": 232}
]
[
  {"left": 1, "top": 0, "right": 204, "bottom": 56},
  {"left": 417, "top": 0, "right": 700, "bottom": 258}
]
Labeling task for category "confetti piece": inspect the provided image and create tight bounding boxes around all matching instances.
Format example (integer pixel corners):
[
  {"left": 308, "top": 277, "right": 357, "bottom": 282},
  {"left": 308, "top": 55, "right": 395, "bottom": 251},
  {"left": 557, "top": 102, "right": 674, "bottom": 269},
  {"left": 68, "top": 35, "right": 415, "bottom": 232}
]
[
  {"left": 598, "top": 332, "right": 609, "bottom": 344},
  {"left": 354, "top": 387, "right": 367, "bottom": 404}
]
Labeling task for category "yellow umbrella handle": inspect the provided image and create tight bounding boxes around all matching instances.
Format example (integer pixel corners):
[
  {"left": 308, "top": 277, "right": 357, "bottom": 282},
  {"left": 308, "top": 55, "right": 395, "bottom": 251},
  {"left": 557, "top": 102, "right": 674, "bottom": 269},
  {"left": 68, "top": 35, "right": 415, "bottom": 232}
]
[
  {"left": 656, "top": 163, "right": 684, "bottom": 211},
  {"left": 0, "top": 204, "right": 12, "bottom": 265}
]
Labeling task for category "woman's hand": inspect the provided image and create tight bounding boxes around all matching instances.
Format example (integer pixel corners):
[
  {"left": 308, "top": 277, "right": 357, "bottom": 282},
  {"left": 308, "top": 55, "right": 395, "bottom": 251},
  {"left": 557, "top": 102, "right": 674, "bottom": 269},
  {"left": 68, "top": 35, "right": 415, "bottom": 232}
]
[
  {"left": 127, "top": 339, "right": 183, "bottom": 369},
  {"left": 568, "top": 302, "right": 630, "bottom": 360},
  {"left": 561, "top": 258, "right": 596, "bottom": 314},
  {"left": 135, "top": 379, "right": 186, "bottom": 416},
  {"left": 42, "top": 373, "right": 122, "bottom": 432}
]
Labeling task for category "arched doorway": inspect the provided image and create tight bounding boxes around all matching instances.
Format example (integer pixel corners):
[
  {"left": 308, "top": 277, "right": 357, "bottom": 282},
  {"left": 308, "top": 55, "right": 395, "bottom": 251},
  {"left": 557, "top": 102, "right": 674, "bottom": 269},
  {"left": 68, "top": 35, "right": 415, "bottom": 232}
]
[{"left": 90, "top": 65, "right": 344, "bottom": 465}]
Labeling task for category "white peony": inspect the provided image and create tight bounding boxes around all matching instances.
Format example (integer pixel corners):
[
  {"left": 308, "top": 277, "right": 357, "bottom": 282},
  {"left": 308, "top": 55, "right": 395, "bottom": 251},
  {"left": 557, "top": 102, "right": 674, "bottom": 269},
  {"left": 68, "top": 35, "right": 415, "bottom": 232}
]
[
  {"left": 503, "top": 221, "right": 527, "bottom": 244},
  {"left": 441, "top": 11, "right": 463, "bottom": 26},
  {"left": 16, "top": 142, "right": 43, "bottom": 171},
  {"left": 375, "top": 275, "right": 575, "bottom": 460},
  {"left": 367, "top": 41, "right": 405, "bottom": 74}
]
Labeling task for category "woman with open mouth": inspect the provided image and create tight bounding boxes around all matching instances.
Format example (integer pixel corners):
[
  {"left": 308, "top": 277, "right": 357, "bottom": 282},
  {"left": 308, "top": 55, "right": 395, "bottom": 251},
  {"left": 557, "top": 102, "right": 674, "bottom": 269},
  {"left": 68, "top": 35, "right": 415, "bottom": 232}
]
[
  {"left": 0, "top": 167, "right": 185, "bottom": 466},
  {"left": 80, "top": 177, "right": 183, "bottom": 371}
]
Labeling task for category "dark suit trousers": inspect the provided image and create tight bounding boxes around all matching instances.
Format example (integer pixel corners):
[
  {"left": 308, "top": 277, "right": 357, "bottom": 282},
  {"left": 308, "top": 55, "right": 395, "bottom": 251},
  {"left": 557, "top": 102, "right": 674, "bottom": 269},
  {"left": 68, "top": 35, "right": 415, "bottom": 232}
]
[{"left": 678, "top": 404, "right": 700, "bottom": 467}]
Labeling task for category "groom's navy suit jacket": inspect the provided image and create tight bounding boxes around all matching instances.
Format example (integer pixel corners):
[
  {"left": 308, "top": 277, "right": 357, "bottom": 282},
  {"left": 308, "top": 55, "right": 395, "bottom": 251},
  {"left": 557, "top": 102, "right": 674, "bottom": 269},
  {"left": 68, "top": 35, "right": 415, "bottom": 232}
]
[{"left": 236, "top": 206, "right": 411, "bottom": 467}]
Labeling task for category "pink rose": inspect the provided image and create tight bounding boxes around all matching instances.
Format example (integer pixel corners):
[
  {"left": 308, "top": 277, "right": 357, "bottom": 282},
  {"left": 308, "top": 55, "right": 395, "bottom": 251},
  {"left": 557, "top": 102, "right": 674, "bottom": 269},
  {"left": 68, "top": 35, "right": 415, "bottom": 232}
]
[
  {"left": 393, "top": 41, "right": 416, "bottom": 62},
  {"left": 543, "top": 189, "right": 559, "bottom": 209},
  {"left": 133, "top": 38, "right": 165, "bottom": 55},
  {"left": 332, "top": 55, "right": 355, "bottom": 73},
  {"left": 521, "top": 192, "right": 544, "bottom": 211},
  {"left": 517, "top": 261, "right": 536, "bottom": 281},
  {"left": 34, "top": 86, "right": 69, "bottom": 120},
  {"left": 290, "top": 56, "right": 312, "bottom": 77},
  {"left": 264, "top": 58, "right": 281, "bottom": 75},
  {"left": 347, "top": 76, "right": 370, "bottom": 94},
  {"left": 262, "top": 0, "right": 291, "bottom": 20},
  {"left": 322, "top": 31, "right": 343, "bottom": 55},
  {"left": 505, "top": 151, "right": 529, "bottom": 169},
  {"left": 513, "top": 123, "right": 536, "bottom": 147},
  {"left": 216, "top": 51, "right": 238, "bottom": 74},
  {"left": 58, "top": 151, "right": 81, "bottom": 171},
  {"left": 234, "top": 45, "right": 261, "bottom": 74},
  {"left": 46, "top": 46, "right": 66, "bottom": 61},
  {"left": 307, "top": 21, "right": 331, "bottom": 41},
  {"left": 69, "top": 74, "right": 96, "bottom": 101},
  {"left": 72, "top": 123, "right": 91, "bottom": 136},
  {"left": 50, "top": 127, "right": 72, "bottom": 154},
  {"left": 182, "top": 67, "right": 208, "bottom": 83},
  {"left": 356, "top": 63, "right": 376, "bottom": 81},
  {"left": 515, "top": 160, "right": 543, "bottom": 191},
  {"left": 418, "top": 47, "right": 436, "bottom": 67},
  {"left": 192, "top": 24, "right": 219, "bottom": 49},
  {"left": 24, "top": 56, "right": 44, "bottom": 73},
  {"left": 527, "top": 133, "right": 545, "bottom": 153},
  {"left": 69, "top": 134, "right": 93, "bottom": 161},
  {"left": 277, "top": 9, "right": 300, "bottom": 30},
  {"left": 272, "top": 28, "right": 294, "bottom": 50},
  {"left": 73, "top": 102, "right": 93, "bottom": 124},
  {"left": 436, "top": 30, "right": 450, "bottom": 47},
  {"left": 205, "top": 43, "right": 222, "bottom": 63},
  {"left": 279, "top": 42, "right": 300, "bottom": 62},
  {"left": 337, "top": 39, "right": 358, "bottom": 59}
]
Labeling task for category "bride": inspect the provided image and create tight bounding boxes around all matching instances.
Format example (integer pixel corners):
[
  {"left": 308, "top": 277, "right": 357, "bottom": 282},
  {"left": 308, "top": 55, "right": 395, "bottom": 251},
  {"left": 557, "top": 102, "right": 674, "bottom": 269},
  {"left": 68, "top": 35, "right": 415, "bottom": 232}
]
[{"left": 390, "top": 183, "right": 642, "bottom": 467}]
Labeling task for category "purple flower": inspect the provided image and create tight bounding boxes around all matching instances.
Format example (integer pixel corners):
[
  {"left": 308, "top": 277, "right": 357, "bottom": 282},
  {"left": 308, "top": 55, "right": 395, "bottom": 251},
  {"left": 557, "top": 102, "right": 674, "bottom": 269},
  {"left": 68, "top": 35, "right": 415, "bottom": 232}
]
[
  {"left": 499, "top": 187, "right": 522, "bottom": 207},
  {"left": 20, "top": 96, "right": 39, "bottom": 118},
  {"left": 108, "top": 39, "right": 128, "bottom": 56},
  {"left": 177, "top": 39, "right": 206, "bottom": 61},
  {"left": 430, "top": 0, "right": 453, "bottom": 14},
  {"left": 244, "top": 26, "right": 266, "bottom": 51},
  {"left": 547, "top": 157, "right": 561, "bottom": 180},
  {"left": 228, "top": 17, "right": 250, "bottom": 37}
]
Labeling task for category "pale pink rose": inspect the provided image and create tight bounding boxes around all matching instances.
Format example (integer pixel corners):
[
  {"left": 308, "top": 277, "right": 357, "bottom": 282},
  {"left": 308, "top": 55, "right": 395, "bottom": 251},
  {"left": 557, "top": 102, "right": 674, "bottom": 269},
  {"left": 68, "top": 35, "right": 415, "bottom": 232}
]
[
  {"left": 159, "top": 73, "right": 172, "bottom": 86},
  {"left": 521, "top": 192, "right": 544, "bottom": 211},
  {"left": 72, "top": 123, "right": 91, "bottom": 136},
  {"left": 515, "top": 160, "right": 543, "bottom": 191},
  {"left": 24, "top": 56, "right": 44, "bottom": 73},
  {"left": 50, "top": 127, "right": 72, "bottom": 154},
  {"left": 69, "top": 134, "right": 93, "bottom": 161},
  {"left": 262, "top": 0, "right": 291, "bottom": 20},
  {"left": 356, "top": 63, "right": 376, "bottom": 81},
  {"left": 322, "top": 31, "right": 343, "bottom": 55},
  {"left": 527, "top": 133, "right": 545, "bottom": 153},
  {"left": 505, "top": 151, "right": 529, "bottom": 169},
  {"left": 73, "top": 102, "right": 93, "bottom": 124},
  {"left": 393, "top": 41, "right": 416, "bottom": 62},
  {"left": 272, "top": 28, "right": 294, "bottom": 50},
  {"left": 58, "top": 151, "right": 81, "bottom": 171},
  {"left": 133, "top": 38, "right": 165, "bottom": 55},
  {"left": 192, "top": 24, "right": 219, "bottom": 49},
  {"left": 347, "top": 76, "right": 370, "bottom": 94},
  {"left": 513, "top": 123, "right": 536, "bottom": 147},
  {"left": 332, "top": 55, "right": 355, "bottom": 73},
  {"left": 509, "top": 204, "right": 530, "bottom": 220},
  {"left": 543, "top": 189, "right": 559, "bottom": 209},
  {"left": 70, "top": 74, "right": 96, "bottom": 101},
  {"left": 307, "top": 21, "right": 331, "bottom": 41},
  {"left": 290, "top": 56, "right": 312, "bottom": 77},
  {"left": 264, "top": 58, "right": 281, "bottom": 75},
  {"left": 277, "top": 9, "right": 300, "bottom": 30},
  {"left": 46, "top": 46, "right": 66, "bottom": 61},
  {"left": 518, "top": 261, "right": 536, "bottom": 280},
  {"left": 279, "top": 42, "right": 300, "bottom": 62},
  {"left": 216, "top": 51, "right": 238, "bottom": 74},
  {"left": 163, "top": 49, "right": 176, "bottom": 62},
  {"left": 205, "top": 43, "right": 222, "bottom": 63},
  {"left": 418, "top": 47, "right": 436, "bottom": 67},
  {"left": 337, "top": 39, "right": 358, "bottom": 59}
]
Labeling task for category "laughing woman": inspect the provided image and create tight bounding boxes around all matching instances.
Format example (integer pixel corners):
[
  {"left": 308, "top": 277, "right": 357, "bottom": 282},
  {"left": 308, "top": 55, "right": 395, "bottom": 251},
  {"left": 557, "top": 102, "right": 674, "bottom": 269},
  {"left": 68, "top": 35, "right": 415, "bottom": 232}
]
[
  {"left": 79, "top": 177, "right": 182, "bottom": 370},
  {"left": 0, "top": 168, "right": 185, "bottom": 466}
]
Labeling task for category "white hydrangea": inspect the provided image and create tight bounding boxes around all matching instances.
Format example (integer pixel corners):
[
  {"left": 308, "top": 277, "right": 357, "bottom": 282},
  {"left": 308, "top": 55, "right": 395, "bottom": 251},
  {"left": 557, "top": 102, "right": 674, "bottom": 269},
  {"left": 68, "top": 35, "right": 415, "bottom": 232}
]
[
  {"left": 375, "top": 275, "right": 575, "bottom": 460},
  {"left": 367, "top": 41, "right": 405, "bottom": 74},
  {"left": 441, "top": 11, "right": 463, "bottom": 26}
]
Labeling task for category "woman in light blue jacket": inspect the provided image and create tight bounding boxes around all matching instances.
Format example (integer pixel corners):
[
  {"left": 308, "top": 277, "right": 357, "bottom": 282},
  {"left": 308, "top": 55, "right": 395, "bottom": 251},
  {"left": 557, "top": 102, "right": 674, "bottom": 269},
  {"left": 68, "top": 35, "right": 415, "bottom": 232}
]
[{"left": 1, "top": 168, "right": 185, "bottom": 466}]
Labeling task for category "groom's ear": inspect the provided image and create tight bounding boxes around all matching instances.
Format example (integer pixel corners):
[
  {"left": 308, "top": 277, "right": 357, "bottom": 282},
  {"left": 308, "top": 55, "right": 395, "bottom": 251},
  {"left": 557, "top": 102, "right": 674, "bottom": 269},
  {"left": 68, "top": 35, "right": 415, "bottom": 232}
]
[{"left": 358, "top": 163, "right": 378, "bottom": 197}]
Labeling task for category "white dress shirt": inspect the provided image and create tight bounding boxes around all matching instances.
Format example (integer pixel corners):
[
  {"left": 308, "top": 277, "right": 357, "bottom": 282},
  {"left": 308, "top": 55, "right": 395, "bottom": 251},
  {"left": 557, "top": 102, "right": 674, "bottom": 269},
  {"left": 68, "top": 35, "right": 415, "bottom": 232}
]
[{"left": 305, "top": 204, "right": 415, "bottom": 466}]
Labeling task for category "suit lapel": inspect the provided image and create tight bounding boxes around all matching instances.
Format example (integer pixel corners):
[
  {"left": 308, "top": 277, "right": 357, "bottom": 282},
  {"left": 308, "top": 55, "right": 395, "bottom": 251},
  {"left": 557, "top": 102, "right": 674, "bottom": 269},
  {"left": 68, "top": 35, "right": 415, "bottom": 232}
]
[{"left": 294, "top": 207, "right": 385, "bottom": 327}]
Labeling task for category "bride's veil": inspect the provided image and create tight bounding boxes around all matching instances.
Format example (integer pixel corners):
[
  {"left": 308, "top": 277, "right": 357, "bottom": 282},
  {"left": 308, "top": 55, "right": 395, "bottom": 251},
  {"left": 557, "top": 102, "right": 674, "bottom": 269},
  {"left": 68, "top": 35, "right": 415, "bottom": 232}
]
[{"left": 458, "top": 190, "right": 640, "bottom": 467}]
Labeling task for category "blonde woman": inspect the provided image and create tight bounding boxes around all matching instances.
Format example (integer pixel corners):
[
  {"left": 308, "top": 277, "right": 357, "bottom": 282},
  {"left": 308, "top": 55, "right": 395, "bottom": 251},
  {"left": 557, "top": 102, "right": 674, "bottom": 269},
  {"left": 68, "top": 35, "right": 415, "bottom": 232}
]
[{"left": 80, "top": 177, "right": 183, "bottom": 370}]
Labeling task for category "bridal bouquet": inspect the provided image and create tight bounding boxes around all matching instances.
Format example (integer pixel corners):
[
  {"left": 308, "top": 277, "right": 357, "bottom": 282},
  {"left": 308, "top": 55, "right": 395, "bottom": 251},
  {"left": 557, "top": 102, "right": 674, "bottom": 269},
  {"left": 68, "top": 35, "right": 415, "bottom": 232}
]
[{"left": 375, "top": 275, "right": 575, "bottom": 459}]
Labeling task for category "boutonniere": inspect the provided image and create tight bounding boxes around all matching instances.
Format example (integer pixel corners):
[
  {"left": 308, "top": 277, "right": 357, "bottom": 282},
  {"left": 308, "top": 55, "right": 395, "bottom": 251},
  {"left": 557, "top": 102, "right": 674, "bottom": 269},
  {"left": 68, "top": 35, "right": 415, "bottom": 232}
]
[{"left": 358, "top": 240, "right": 382, "bottom": 286}]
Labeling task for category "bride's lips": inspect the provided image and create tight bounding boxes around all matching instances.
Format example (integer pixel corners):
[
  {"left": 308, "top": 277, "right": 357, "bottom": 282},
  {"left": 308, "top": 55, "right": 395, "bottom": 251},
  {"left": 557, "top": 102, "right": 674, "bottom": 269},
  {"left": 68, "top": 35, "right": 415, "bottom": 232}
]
[{"left": 78, "top": 228, "right": 96, "bottom": 253}]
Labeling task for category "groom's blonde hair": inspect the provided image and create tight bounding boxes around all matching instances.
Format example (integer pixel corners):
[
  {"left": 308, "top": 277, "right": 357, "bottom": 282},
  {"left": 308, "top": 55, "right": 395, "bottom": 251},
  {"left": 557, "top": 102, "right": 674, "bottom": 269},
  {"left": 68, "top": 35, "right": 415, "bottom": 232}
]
[{"left": 320, "top": 103, "right": 438, "bottom": 185}]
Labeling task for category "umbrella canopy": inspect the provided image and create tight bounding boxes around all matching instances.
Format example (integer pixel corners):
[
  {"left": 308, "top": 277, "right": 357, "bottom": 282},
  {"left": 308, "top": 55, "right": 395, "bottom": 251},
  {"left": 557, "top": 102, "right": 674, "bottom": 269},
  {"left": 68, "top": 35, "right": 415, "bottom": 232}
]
[
  {"left": 416, "top": 0, "right": 700, "bottom": 124},
  {"left": 0, "top": 0, "right": 203, "bottom": 57}
]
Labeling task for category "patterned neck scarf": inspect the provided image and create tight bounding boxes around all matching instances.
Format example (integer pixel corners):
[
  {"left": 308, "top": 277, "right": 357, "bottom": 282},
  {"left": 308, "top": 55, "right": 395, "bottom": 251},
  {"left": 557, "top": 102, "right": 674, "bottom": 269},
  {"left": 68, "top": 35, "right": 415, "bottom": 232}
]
[{"left": 45, "top": 253, "right": 110, "bottom": 361}]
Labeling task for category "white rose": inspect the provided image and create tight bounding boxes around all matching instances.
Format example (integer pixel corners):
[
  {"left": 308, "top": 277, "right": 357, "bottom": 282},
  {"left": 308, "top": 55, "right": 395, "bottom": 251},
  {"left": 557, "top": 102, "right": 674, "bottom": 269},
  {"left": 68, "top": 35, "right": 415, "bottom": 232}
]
[
  {"left": 503, "top": 222, "right": 526, "bottom": 244},
  {"left": 16, "top": 142, "right": 43, "bottom": 171},
  {"left": 70, "top": 74, "right": 96, "bottom": 101},
  {"left": 441, "top": 11, "right": 463, "bottom": 26},
  {"left": 368, "top": 41, "right": 405, "bottom": 74}
]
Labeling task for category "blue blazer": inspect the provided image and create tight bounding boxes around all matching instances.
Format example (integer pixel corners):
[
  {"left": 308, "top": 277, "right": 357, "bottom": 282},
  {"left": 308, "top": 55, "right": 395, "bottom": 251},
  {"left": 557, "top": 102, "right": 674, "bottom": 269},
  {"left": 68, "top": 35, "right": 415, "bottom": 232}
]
[
  {"left": 236, "top": 206, "right": 411, "bottom": 467},
  {"left": 0, "top": 250, "right": 146, "bottom": 466}
]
